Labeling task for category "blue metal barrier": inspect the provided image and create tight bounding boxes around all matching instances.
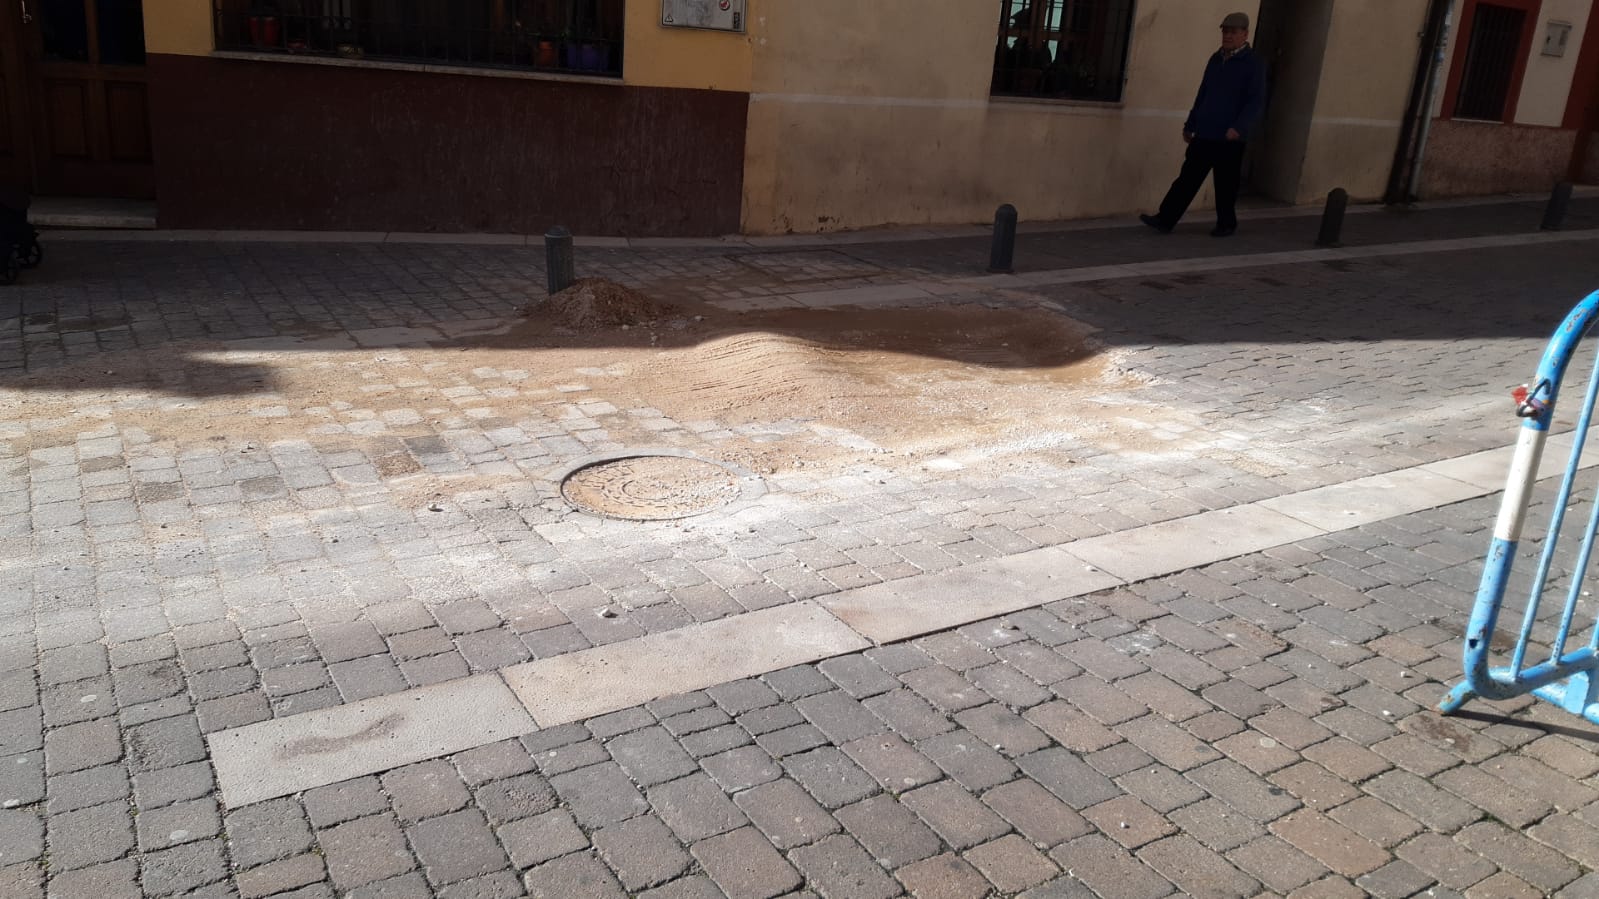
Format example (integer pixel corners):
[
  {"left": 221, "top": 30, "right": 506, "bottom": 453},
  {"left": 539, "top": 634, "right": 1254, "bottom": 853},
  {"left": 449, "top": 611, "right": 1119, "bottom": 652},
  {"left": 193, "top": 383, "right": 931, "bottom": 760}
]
[{"left": 1442, "top": 289, "right": 1599, "bottom": 721}]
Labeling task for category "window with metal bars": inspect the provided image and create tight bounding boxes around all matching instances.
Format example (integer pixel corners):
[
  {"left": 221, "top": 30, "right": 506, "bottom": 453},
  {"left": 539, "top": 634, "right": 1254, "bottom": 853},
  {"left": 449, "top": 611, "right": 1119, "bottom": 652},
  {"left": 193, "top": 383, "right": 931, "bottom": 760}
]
[
  {"left": 1453, "top": 3, "right": 1527, "bottom": 121},
  {"left": 991, "top": 0, "right": 1135, "bottom": 102},
  {"left": 213, "top": 0, "right": 623, "bottom": 75}
]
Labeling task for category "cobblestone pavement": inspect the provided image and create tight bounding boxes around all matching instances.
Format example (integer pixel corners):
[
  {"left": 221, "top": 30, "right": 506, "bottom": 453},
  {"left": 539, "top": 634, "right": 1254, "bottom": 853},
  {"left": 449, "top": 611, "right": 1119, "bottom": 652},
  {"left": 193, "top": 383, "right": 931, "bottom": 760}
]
[{"left": 4, "top": 202, "right": 1599, "bottom": 897}]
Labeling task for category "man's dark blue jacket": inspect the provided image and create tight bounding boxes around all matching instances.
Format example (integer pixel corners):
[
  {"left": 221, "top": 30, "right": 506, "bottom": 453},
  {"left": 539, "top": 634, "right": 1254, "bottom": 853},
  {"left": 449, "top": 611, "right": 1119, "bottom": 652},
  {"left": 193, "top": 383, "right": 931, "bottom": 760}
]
[{"left": 1184, "top": 46, "right": 1267, "bottom": 141}]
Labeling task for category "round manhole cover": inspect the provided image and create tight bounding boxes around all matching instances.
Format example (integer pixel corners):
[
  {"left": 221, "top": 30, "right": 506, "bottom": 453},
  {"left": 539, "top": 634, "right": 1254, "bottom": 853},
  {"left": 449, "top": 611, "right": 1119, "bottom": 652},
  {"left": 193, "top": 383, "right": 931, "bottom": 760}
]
[{"left": 560, "top": 454, "right": 759, "bottom": 521}]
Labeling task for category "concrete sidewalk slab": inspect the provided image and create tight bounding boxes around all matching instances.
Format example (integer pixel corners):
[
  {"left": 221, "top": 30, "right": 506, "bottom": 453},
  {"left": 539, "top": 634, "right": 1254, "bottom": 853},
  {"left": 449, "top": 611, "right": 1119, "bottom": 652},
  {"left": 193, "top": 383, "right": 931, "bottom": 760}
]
[
  {"left": 209, "top": 675, "right": 534, "bottom": 808},
  {"left": 502, "top": 602, "right": 869, "bottom": 727}
]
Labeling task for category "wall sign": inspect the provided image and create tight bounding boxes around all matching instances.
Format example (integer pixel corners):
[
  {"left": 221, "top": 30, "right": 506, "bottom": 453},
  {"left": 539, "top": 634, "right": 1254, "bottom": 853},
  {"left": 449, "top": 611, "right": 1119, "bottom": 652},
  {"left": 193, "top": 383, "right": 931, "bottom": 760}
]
[
  {"left": 662, "top": 0, "right": 746, "bottom": 33},
  {"left": 1543, "top": 20, "right": 1573, "bottom": 57}
]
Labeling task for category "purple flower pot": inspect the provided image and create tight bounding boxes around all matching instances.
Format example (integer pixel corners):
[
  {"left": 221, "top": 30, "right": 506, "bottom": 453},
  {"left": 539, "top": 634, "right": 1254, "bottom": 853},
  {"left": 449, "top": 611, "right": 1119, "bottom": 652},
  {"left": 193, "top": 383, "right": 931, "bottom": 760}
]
[{"left": 579, "top": 42, "right": 610, "bottom": 72}]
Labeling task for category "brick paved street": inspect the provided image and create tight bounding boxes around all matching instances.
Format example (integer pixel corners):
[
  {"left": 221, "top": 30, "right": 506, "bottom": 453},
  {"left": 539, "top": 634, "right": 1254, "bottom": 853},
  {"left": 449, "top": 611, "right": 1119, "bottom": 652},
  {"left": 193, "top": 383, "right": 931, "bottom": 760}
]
[{"left": 5, "top": 202, "right": 1599, "bottom": 897}]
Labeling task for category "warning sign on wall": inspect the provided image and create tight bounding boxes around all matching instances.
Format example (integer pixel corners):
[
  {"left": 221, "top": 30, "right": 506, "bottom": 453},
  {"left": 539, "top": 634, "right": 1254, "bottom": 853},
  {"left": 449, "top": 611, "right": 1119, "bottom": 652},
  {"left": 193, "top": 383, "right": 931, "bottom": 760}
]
[{"left": 661, "top": 0, "right": 746, "bottom": 33}]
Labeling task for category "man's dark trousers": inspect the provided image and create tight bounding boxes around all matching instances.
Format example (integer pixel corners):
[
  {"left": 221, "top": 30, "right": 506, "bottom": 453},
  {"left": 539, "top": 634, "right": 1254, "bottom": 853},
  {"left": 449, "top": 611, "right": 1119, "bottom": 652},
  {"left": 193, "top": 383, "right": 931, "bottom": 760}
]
[{"left": 1155, "top": 138, "right": 1246, "bottom": 230}]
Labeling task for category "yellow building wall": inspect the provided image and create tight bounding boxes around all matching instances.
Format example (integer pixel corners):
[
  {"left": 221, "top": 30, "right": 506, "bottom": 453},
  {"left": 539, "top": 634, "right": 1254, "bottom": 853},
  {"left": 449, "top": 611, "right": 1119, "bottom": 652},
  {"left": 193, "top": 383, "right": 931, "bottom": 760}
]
[
  {"left": 1515, "top": 0, "right": 1592, "bottom": 127},
  {"left": 1294, "top": 0, "right": 1430, "bottom": 203},
  {"left": 142, "top": 0, "right": 213, "bottom": 56},
  {"left": 742, "top": 1, "right": 1261, "bottom": 234},
  {"left": 624, "top": 2, "right": 752, "bottom": 92}
]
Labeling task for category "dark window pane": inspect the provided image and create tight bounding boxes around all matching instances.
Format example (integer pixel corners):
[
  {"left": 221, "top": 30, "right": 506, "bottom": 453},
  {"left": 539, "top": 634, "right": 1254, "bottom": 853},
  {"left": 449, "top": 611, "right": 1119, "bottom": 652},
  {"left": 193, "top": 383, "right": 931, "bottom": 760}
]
[
  {"left": 992, "top": 0, "right": 1134, "bottom": 102},
  {"left": 96, "top": 0, "right": 147, "bottom": 65},
  {"left": 211, "top": 0, "right": 620, "bottom": 74},
  {"left": 39, "top": 0, "right": 90, "bottom": 62},
  {"left": 1455, "top": 4, "right": 1525, "bottom": 121}
]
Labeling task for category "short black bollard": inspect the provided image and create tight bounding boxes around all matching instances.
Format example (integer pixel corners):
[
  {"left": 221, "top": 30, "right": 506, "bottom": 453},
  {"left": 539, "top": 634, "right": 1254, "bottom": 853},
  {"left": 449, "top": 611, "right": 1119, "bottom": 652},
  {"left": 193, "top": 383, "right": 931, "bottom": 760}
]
[
  {"left": 1316, "top": 188, "right": 1349, "bottom": 247},
  {"left": 1542, "top": 181, "right": 1574, "bottom": 231},
  {"left": 545, "top": 226, "right": 575, "bottom": 295},
  {"left": 989, "top": 204, "right": 1018, "bottom": 274}
]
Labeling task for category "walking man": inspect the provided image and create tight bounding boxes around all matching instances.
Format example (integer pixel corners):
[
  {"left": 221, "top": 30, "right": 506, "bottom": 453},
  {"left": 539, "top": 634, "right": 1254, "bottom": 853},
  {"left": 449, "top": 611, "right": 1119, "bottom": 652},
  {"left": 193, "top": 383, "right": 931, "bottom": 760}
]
[{"left": 1141, "top": 12, "right": 1267, "bottom": 237}]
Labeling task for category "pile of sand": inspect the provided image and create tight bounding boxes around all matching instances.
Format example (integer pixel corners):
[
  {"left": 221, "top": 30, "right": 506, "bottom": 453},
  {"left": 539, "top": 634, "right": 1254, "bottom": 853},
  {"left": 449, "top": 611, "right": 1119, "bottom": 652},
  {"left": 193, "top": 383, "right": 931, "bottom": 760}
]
[{"left": 524, "top": 278, "right": 679, "bottom": 332}]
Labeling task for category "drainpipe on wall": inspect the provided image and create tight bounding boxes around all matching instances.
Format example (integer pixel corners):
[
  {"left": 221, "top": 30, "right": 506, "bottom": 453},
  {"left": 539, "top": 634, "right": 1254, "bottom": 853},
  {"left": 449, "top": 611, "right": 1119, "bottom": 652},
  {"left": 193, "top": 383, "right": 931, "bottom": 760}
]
[
  {"left": 1406, "top": 6, "right": 1454, "bottom": 201},
  {"left": 1386, "top": 0, "right": 1455, "bottom": 204}
]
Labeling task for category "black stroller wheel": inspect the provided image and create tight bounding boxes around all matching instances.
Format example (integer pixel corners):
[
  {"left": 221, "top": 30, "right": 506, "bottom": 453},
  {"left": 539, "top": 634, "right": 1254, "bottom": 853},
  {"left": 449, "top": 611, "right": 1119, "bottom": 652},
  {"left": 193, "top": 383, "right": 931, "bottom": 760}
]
[
  {"left": 0, "top": 248, "right": 18, "bottom": 286},
  {"left": 19, "top": 240, "right": 41, "bottom": 269}
]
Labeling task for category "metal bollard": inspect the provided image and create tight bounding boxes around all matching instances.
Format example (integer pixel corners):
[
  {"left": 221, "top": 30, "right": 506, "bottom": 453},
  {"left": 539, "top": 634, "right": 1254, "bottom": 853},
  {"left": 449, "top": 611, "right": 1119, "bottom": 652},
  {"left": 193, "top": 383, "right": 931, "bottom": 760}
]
[
  {"left": 1316, "top": 188, "right": 1349, "bottom": 247},
  {"left": 1542, "top": 181, "right": 1574, "bottom": 232},
  {"left": 989, "top": 204, "right": 1018, "bottom": 274},
  {"left": 545, "top": 226, "right": 575, "bottom": 295}
]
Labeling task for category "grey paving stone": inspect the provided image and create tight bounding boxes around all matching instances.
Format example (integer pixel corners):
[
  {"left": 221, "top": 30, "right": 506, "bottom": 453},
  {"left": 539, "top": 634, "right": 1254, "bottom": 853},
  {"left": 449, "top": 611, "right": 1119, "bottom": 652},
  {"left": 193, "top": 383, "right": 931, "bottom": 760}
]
[
  {"left": 47, "top": 801, "right": 134, "bottom": 871},
  {"left": 754, "top": 724, "right": 829, "bottom": 758},
  {"left": 303, "top": 777, "right": 388, "bottom": 828},
  {"left": 138, "top": 839, "right": 230, "bottom": 896},
  {"left": 409, "top": 809, "right": 510, "bottom": 886},
  {"left": 1017, "top": 747, "right": 1121, "bottom": 810},
  {"left": 472, "top": 772, "right": 557, "bottom": 825},
  {"left": 126, "top": 715, "right": 206, "bottom": 772},
  {"left": 434, "top": 601, "right": 502, "bottom": 636},
  {"left": 46, "top": 763, "right": 129, "bottom": 814},
  {"left": 329, "top": 655, "right": 408, "bottom": 702},
  {"left": 690, "top": 826, "right": 803, "bottom": 899},
  {"left": 782, "top": 747, "right": 880, "bottom": 810},
  {"left": 550, "top": 763, "right": 649, "bottom": 828},
  {"left": 0, "top": 752, "right": 43, "bottom": 808},
  {"left": 790, "top": 834, "right": 901, "bottom": 899},
  {"left": 918, "top": 728, "right": 1019, "bottom": 791},
  {"left": 834, "top": 793, "right": 942, "bottom": 868},
  {"left": 382, "top": 760, "right": 472, "bottom": 823},
  {"left": 862, "top": 690, "right": 956, "bottom": 743},
  {"left": 1049, "top": 834, "right": 1175, "bottom": 899},
  {"left": 135, "top": 798, "right": 221, "bottom": 851},
  {"left": 44, "top": 859, "right": 141, "bottom": 899},
  {"left": 42, "top": 717, "right": 121, "bottom": 775},
  {"left": 607, "top": 727, "right": 699, "bottom": 788},
  {"left": 900, "top": 780, "right": 1011, "bottom": 850},
  {"left": 235, "top": 854, "right": 327, "bottom": 899},
  {"left": 706, "top": 679, "right": 781, "bottom": 716},
  {"left": 983, "top": 778, "right": 1092, "bottom": 848},
  {"left": 224, "top": 798, "right": 314, "bottom": 869},
  {"left": 498, "top": 809, "right": 589, "bottom": 869},
  {"left": 762, "top": 666, "right": 833, "bottom": 701},
  {"left": 702, "top": 745, "right": 782, "bottom": 793},
  {"left": 592, "top": 815, "right": 692, "bottom": 892},
  {"left": 319, "top": 814, "right": 416, "bottom": 890},
  {"left": 587, "top": 708, "right": 655, "bottom": 740},
  {"left": 647, "top": 773, "right": 747, "bottom": 842},
  {"left": 0, "top": 809, "right": 42, "bottom": 865},
  {"left": 794, "top": 691, "right": 887, "bottom": 745},
  {"left": 734, "top": 779, "right": 841, "bottom": 850},
  {"left": 816, "top": 657, "right": 900, "bottom": 698},
  {"left": 636, "top": 874, "right": 725, "bottom": 899},
  {"left": 521, "top": 852, "right": 625, "bottom": 899}
]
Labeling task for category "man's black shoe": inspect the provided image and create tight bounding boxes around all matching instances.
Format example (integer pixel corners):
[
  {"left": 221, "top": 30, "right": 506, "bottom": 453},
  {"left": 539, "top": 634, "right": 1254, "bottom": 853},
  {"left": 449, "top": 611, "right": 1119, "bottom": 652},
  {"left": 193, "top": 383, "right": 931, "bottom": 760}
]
[
  {"left": 1211, "top": 225, "right": 1236, "bottom": 237},
  {"left": 1140, "top": 214, "right": 1172, "bottom": 234}
]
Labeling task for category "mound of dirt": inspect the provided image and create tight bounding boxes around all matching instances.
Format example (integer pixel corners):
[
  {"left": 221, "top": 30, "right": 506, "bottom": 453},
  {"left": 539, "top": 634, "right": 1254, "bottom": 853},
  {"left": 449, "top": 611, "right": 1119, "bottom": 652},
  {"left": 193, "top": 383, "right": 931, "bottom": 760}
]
[{"left": 525, "top": 278, "right": 679, "bottom": 332}]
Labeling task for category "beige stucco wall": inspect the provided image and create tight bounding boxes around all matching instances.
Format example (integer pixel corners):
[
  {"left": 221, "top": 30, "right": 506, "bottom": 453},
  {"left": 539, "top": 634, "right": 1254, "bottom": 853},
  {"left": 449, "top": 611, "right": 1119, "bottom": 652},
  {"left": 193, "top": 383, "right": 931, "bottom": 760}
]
[
  {"left": 1515, "top": 0, "right": 1592, "bottom": 126},
  {"left": 742, "top": 1, "right": 1261, "bottom": 234},
  {"left": 1294, "top": 0, "right": 1430, "bottom": 202}
]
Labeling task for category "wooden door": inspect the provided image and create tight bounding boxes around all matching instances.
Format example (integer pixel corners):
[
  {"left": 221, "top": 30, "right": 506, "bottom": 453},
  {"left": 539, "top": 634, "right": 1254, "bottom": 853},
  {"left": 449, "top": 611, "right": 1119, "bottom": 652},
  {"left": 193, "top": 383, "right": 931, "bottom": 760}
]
[
  {"left": 21, "top": 0, "right": 154, "bottom": 198},
  {"left": 0, "top": 0, "right": 34, "bottom": 192}
]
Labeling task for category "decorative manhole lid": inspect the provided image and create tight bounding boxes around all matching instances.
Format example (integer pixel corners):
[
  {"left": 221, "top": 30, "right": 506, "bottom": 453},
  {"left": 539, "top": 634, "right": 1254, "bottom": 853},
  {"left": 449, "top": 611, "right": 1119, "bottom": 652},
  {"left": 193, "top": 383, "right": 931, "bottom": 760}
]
[{"left": 558, "top": 453, "right": 763, "bottom": 521}]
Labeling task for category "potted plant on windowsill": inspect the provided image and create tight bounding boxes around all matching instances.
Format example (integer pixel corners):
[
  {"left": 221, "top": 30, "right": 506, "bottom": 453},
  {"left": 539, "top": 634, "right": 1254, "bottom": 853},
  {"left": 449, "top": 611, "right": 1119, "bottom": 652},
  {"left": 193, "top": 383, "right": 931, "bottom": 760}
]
[
  {"left": 247, "top": 1, "right": 281, "bottom": 48},
  {"left": 578, "top": 40, "right": 609, "bottom": 72},
  {"left": 535, "top": 35, "right": 559, "bottom": 68}
]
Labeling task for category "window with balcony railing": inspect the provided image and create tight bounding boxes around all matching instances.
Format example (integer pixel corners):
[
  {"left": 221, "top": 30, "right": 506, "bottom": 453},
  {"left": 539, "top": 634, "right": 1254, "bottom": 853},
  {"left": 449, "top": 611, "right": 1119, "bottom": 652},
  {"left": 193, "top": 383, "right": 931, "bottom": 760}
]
[{"left": 992, "top": 0, "right": 1135, "bottom": 103}]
